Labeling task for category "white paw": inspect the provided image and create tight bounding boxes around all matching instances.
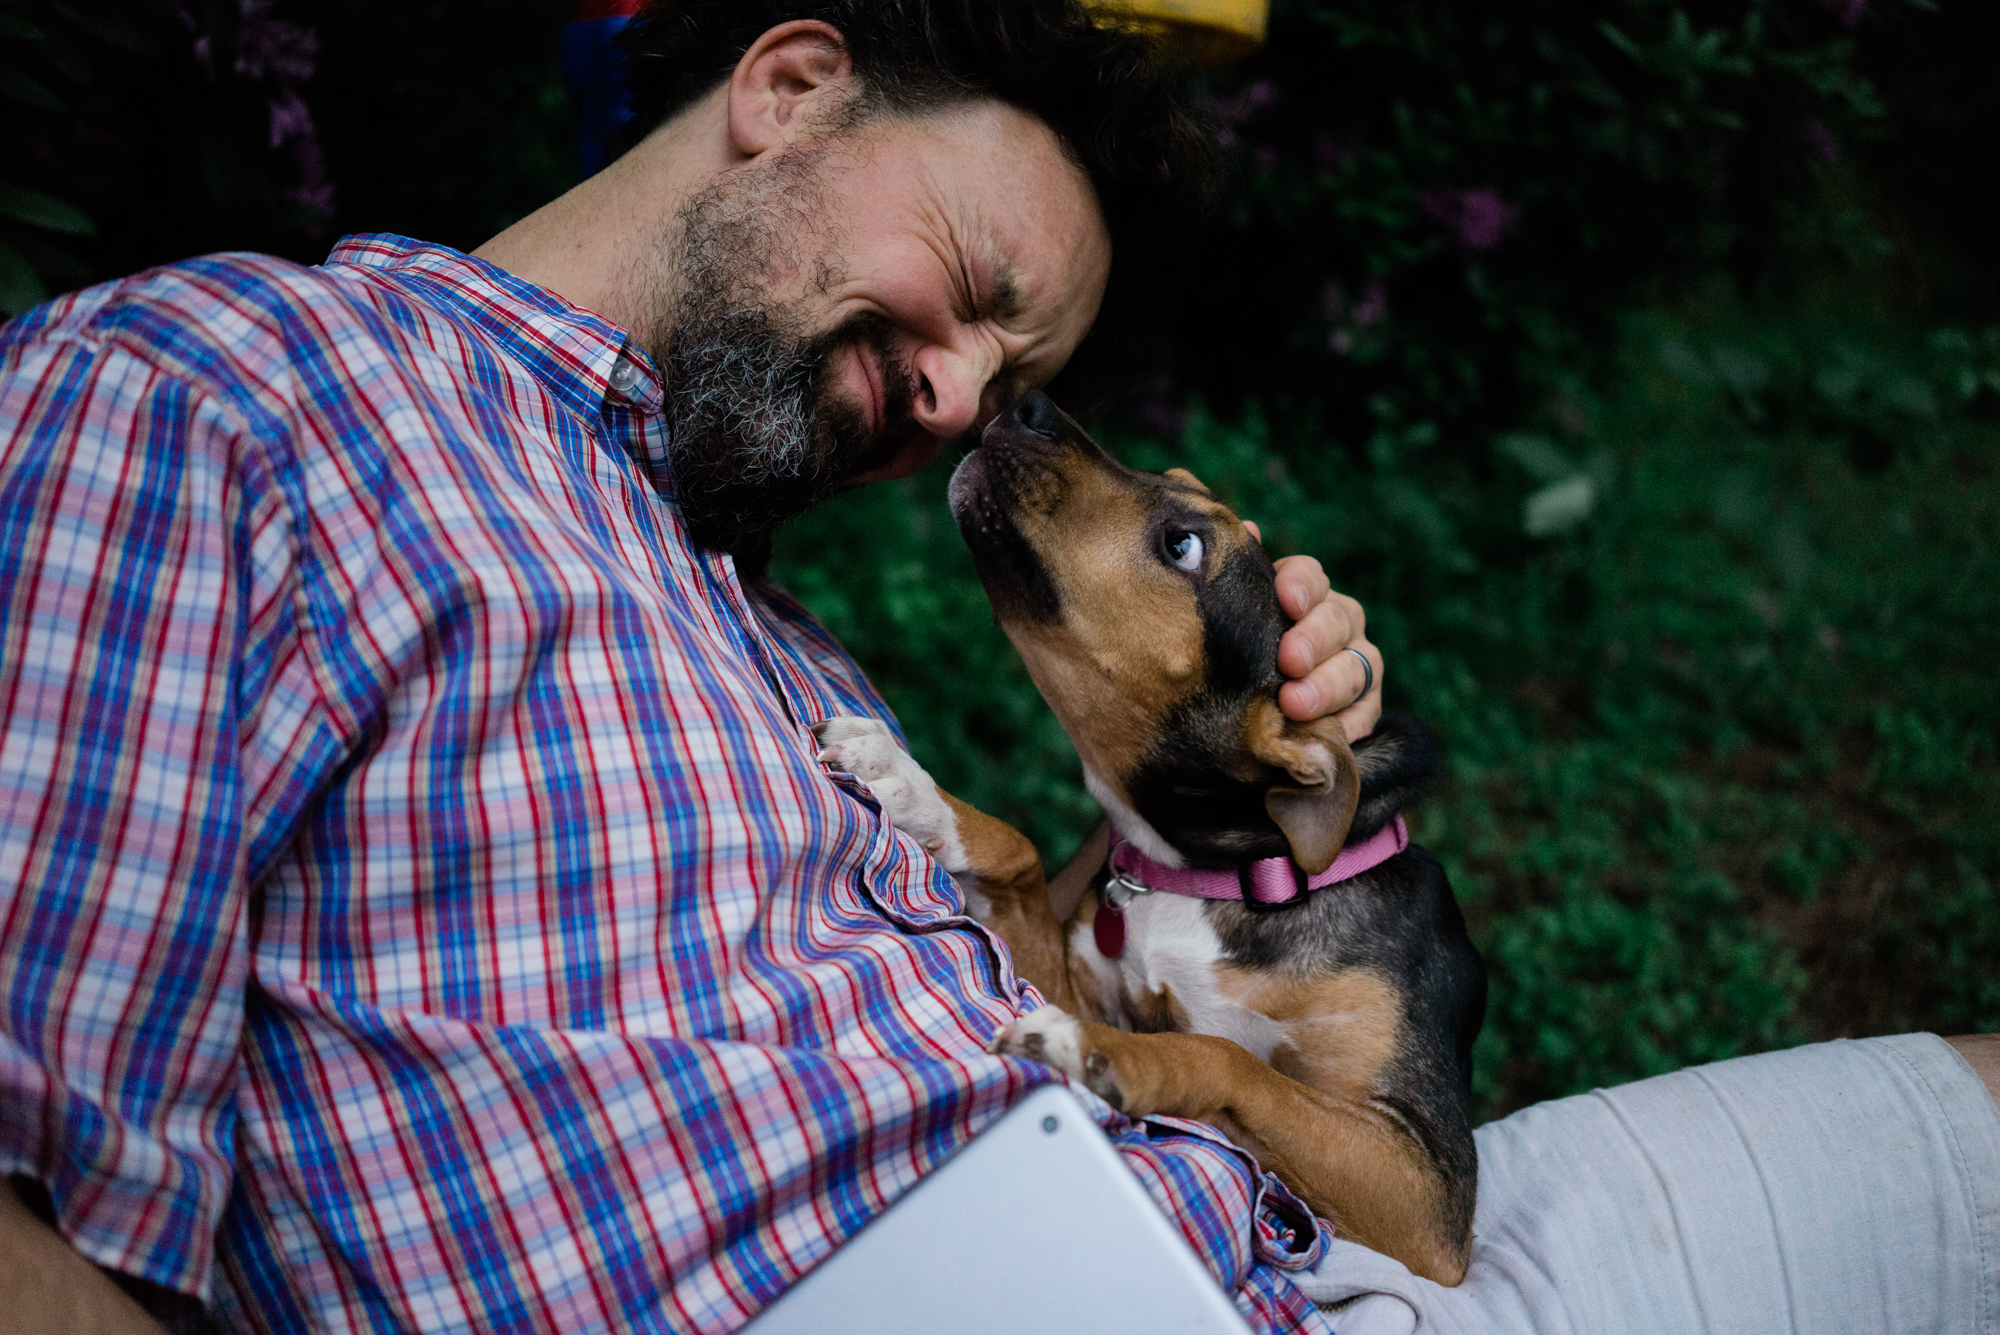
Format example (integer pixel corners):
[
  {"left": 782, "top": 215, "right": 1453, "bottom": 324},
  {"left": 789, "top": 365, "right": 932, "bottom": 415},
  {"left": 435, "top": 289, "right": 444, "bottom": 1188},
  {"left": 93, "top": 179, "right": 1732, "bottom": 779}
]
[
  {"left": 988, "top": 1006, "right": 1085, "bottom": 1075},
  {"left": 989, "top": 1007, "right": 1125, "bottom": 1109},
  {"left": 812, "top": 716, "right": 968, "bottom": 873}
]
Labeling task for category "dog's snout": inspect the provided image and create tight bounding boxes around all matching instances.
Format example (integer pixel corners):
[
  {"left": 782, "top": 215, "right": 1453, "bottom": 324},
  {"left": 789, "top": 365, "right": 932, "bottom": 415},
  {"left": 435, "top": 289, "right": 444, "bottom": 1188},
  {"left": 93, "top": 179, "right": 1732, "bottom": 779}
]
[{"left": 1012, "top": 390, "right": 1063, "bottom": 440}]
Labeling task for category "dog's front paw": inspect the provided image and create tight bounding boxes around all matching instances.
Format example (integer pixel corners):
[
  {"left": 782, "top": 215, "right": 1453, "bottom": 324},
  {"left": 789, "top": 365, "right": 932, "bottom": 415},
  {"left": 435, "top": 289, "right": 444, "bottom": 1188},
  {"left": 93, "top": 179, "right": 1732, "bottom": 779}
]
[
  {"left": 812, "top": 716, "right": 968, "bottom": 873},
  {"left": 988, "top": 1007, "right": 1126, "bottom": 1111}
]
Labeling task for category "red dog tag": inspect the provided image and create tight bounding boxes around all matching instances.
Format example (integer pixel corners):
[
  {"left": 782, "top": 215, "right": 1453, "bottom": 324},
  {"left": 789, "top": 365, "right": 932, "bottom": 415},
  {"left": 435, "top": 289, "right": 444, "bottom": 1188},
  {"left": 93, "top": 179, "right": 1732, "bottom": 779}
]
[{"left": 1093, "top": 899, "right": 1126, "bottom": 959}]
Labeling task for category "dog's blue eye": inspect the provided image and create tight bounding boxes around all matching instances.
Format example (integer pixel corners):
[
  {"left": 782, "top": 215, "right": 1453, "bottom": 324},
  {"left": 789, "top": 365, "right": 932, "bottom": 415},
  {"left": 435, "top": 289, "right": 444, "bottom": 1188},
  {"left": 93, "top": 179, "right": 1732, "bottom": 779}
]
[{"left": 1167, "top": 531, "right": 1204, "bottom": 572}]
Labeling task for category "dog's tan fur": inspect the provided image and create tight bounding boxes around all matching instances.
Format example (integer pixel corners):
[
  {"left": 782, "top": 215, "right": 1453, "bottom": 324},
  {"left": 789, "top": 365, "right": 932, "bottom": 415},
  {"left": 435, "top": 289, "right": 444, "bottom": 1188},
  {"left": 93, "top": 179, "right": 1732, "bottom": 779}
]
[{"left": 988, "top": 469, "right": 1230, "bottom": 785}]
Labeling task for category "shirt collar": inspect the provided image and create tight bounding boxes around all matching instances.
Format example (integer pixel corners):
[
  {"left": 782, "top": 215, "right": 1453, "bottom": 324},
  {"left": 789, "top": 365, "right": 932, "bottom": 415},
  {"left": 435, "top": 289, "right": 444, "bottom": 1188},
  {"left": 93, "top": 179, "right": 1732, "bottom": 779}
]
[{"left": 324, "top": 233, "right": 667, "bottom": 426}]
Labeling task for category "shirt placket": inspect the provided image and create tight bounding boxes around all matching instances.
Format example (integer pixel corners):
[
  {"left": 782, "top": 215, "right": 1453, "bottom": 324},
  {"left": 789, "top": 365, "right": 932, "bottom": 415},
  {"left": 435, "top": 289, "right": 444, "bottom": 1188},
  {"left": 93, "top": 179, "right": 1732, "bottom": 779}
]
[{"left": 596, "top": 354, "right": 967, "bottom": 934}]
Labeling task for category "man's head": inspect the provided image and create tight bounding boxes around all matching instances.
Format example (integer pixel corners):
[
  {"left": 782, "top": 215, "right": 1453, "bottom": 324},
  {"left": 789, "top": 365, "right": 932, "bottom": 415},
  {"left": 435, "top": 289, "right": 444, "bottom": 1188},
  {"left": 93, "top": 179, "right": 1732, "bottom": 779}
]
[{"left": 607, "top": 1, "right": 1215, "bottom": 551}]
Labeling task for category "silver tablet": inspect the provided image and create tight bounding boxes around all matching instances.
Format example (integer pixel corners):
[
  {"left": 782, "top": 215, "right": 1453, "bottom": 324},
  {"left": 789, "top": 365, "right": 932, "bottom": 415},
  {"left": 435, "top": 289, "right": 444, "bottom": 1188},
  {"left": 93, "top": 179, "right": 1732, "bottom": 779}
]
[{"left": 747, "top": 1082, "right": 1255, "bottom": 1334}]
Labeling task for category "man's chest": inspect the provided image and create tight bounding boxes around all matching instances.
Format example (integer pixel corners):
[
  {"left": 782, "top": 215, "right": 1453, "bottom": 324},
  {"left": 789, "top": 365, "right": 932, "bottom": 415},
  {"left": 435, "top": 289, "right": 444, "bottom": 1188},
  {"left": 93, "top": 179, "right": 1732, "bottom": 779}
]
[{"left": 245, "top": 374, "right": 968, "bottom": 1034}]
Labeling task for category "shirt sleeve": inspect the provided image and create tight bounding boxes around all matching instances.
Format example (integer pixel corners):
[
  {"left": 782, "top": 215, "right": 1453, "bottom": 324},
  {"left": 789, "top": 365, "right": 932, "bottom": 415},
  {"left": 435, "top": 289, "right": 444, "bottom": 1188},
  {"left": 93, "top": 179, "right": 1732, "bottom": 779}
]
[{"left": 0, "top": 325, "right": 314, "bottom": 1298}]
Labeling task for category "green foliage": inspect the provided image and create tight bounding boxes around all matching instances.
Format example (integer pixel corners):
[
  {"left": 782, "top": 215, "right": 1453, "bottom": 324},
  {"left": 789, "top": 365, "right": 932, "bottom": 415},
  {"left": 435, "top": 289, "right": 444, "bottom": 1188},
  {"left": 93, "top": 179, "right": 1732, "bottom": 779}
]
[
  {"left": 0, "top": 0, "right": 339, "bottom": 312},
  {"left": 0, "top": 1, "right": 573, "bottom": 311},
  {"left": 1159, "top": 0, "right": 1942, "bottom": 491},
  {"left": 0, "top": 0, "right": 120, "bottom": 313}
]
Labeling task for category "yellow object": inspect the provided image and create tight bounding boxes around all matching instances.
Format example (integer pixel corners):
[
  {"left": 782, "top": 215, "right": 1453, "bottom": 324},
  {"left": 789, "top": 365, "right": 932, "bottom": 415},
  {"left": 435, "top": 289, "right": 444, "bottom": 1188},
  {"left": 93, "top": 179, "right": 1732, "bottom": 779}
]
[{"left": 1087, "top": 0, "right": 1269, "bottom": 66}]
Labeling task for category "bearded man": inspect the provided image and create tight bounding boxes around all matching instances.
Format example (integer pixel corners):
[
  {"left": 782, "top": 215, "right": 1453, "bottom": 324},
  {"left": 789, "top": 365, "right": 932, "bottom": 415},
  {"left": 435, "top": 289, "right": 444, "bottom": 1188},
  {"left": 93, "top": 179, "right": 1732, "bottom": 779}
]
[{"left": 0, "top": 4, "right": 1382, "bottom": 1332}]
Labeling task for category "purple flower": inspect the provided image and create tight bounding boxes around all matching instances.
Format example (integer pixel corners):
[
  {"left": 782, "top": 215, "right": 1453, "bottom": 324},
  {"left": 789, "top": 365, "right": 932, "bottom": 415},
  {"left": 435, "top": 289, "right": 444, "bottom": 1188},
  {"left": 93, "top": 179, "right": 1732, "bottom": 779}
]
[
  {"left": 235, "top": 0, "right": 318, "bottom": 82},
  {"left": 175, "top": 0, "right": 335, "bottom": 228},
  {"left": 287, "top": 136, "right": 335, "bottom": 220},
  {"left": 176, "top": 4, "right": 216, "bottom": 74},
  {"left": 1323, "top": 278, "right": 1387, "bottom": 356},
  {"left": 268, "top": 91, "right": 313, "bottom": 148},
  {"left": 1421, "top": 187, "right": 1519, "bottom": 251}
]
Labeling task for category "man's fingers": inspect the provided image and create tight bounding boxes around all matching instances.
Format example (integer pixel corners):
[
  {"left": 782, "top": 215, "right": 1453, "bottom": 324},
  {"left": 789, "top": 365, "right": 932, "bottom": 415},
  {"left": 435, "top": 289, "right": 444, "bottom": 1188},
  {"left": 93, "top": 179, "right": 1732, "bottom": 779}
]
[
  {"left": 1330, "top": 689, "right": 1384, "bottom": 744},
  {"left": 1264, "top": 549, "right": 1381, "bottom": 740},
  {"left": 1272, "top": 554, "right": 1332, "bottom": 623},
  {"left": 1278, "top": 636, "right": 1382, "bottom": 737},
  {"left": 1275, "top": 590, "right": 1361, "bottom": 681}
]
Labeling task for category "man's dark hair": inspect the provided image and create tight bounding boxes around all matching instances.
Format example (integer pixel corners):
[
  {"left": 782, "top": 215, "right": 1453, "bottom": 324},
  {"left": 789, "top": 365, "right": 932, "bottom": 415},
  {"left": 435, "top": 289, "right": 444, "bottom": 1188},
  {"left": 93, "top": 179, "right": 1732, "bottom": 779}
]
[{"left": 611, "top": 0, "right": 1220, "bottom": 409}]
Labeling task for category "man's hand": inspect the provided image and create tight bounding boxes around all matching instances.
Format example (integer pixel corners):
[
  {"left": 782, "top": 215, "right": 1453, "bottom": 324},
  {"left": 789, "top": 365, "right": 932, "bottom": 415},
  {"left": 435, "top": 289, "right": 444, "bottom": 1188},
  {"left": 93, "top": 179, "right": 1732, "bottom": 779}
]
[{"left": 1245, "top": 524, "right": 1382, "bottom": 743}]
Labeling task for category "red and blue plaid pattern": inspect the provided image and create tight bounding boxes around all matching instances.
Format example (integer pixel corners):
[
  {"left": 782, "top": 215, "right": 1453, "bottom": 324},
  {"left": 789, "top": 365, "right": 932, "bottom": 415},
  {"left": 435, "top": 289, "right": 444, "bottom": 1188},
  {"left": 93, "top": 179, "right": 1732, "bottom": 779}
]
[{"left": 0, "top": 235, "right": 1331, "bottom": 1333}]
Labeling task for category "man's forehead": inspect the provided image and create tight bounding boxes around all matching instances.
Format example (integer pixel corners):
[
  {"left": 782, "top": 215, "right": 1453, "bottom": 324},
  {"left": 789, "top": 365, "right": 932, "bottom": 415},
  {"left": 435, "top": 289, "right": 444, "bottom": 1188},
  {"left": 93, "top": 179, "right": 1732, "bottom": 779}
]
[{"left": 915, "top": 102, "right": 1104, "bottom": 233}]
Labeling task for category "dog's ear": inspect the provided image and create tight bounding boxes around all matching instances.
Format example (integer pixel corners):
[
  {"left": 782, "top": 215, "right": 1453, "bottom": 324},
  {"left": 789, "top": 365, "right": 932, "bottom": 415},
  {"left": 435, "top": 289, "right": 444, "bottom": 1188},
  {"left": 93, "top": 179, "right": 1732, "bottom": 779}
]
[{"left": 1245, "top": 697, "right": 1360, "bottom": 874}]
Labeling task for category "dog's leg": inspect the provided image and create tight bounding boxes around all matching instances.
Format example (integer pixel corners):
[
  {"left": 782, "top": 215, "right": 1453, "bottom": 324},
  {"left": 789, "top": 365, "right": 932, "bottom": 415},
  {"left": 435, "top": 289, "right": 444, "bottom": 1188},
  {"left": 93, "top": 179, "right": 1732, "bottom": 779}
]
[
  {"left": 812, "top": 717, "right": 1088, "bottom": 1016},
  {"left": 990, "top": 1007, "right": 1471, "bottom": 1285}
]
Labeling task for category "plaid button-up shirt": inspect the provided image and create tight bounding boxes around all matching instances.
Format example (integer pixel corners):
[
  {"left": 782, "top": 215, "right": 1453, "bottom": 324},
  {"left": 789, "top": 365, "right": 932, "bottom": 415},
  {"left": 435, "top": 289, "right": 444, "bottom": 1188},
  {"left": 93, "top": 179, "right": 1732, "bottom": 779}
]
[{"left": 0, "top": 235, "right": 1331, "bottom": 1333}]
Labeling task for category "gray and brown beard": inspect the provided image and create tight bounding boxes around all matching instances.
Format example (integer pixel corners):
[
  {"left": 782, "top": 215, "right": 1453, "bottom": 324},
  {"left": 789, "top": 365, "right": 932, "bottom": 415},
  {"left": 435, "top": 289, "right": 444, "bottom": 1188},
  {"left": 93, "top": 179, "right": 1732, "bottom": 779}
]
[{"left": 644, "top": 136, "right": 922, "bottom": 557}]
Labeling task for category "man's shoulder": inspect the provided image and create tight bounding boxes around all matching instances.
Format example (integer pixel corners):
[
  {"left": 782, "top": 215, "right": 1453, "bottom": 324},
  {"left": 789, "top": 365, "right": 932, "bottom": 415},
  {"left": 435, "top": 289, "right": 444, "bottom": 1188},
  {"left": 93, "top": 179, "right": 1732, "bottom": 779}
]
[
  {"left": 5, "top": 249, "right": 401, "bottom": 372},
  {"left": 0, "top": 243, "right": 502, "bottom": 448}
]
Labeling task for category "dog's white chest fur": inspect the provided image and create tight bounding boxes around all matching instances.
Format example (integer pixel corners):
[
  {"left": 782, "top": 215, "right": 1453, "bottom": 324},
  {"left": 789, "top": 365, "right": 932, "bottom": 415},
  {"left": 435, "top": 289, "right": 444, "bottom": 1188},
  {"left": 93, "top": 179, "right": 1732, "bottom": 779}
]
[{"left": 1073, "top": 893, "right": 1289, "bottom": 1063}]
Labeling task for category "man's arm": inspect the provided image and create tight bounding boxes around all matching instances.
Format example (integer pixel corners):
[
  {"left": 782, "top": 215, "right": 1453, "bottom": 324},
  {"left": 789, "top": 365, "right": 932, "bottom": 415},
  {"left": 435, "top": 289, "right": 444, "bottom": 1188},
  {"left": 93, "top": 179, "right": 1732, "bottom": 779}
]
[
  {"left": 0, "top": 330, "right": 266, "bottom": 1318},
  {"left": 1, "top": 1181, "right": 165, "bottom": 1335}
]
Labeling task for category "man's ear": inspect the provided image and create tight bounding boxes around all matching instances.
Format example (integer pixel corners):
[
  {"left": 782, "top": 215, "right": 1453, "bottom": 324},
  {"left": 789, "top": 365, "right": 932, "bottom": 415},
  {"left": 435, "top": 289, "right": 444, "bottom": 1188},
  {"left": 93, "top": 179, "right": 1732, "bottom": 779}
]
[
  {"left": 1245, "top": 697, "right": 1360, "bottom": 875},
  {"left": 728, "top": 20, "right": 854, "bottom": 158}
]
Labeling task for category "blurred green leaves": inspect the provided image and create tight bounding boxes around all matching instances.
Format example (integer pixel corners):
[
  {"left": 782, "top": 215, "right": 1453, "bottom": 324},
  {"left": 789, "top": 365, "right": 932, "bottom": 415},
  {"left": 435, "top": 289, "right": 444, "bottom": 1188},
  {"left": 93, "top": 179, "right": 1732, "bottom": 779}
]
[
  {"left": 0, "top": 182, "right": 93, "bottom": 234},
  {"left": 0, "top": 0, "right": 100, "bottom": 313}
]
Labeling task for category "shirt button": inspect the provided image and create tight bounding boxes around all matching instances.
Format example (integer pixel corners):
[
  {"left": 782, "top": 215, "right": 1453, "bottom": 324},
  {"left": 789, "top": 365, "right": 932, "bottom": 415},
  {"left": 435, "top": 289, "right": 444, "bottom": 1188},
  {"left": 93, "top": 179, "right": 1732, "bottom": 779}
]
[{"left": 608, "top": 358, "right": 641, "bottom": 396}]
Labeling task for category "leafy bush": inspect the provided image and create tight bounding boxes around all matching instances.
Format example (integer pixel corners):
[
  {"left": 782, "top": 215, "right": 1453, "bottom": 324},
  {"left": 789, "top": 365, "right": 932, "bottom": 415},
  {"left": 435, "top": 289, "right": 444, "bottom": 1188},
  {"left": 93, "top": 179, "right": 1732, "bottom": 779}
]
[
  {"left": 1151, "top": 0, "right": 1916, "bottom": 418},
  {"left": 0, "top": 0, "right": 573, "bottom": 313}
]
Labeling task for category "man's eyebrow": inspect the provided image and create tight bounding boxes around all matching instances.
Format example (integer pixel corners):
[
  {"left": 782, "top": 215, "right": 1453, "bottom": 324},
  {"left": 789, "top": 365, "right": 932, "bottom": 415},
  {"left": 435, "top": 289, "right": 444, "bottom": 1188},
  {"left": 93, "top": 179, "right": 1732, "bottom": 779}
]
[{"left": 986, "top": 252, "right": 1023, "bottom": 323}]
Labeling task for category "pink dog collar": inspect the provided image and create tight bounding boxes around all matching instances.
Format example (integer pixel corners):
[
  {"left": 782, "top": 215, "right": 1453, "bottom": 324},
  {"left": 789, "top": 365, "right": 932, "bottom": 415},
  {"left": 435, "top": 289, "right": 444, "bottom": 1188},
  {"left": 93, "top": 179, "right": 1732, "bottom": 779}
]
[{"left": 1106, "top": 816, "right": 1408, "bottom": 909}]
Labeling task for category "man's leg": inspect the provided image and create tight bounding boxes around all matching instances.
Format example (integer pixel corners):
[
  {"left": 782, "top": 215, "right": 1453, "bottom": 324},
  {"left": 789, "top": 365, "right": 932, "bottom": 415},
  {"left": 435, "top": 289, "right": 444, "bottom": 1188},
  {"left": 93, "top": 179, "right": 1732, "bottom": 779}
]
[{"left": 1296, "top": 1033, "right": 2000, "bottom": 1334}]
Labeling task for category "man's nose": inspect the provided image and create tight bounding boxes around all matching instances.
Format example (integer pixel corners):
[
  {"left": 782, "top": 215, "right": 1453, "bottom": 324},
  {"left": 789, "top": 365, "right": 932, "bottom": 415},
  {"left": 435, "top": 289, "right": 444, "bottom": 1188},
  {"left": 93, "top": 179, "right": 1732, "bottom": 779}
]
[{"left": 909, "top": 338, "right": 1003, "bottom": 441}]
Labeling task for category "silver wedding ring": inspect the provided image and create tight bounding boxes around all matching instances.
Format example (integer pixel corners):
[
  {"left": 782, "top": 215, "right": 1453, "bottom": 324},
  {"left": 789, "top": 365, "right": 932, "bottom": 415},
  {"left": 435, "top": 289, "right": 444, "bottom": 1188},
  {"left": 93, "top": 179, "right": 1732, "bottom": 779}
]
[{"left": 1342, "top": 646, "right": 1374, "bottom": 705}]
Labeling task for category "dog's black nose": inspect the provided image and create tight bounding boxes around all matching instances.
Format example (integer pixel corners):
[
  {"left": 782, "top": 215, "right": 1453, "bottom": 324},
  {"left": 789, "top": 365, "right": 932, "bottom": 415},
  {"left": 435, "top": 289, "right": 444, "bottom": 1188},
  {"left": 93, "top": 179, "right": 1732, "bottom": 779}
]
[{"left": 1012, "top": 390, "right": 1063, "bottom": 439}]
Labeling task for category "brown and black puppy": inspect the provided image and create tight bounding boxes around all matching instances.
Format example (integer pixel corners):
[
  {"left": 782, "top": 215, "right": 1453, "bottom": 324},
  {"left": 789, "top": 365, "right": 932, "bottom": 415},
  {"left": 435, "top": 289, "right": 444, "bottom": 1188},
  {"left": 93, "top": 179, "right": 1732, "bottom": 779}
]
[{"left": 812, "top": 390, "right": 1485, "bottom": 1284}]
